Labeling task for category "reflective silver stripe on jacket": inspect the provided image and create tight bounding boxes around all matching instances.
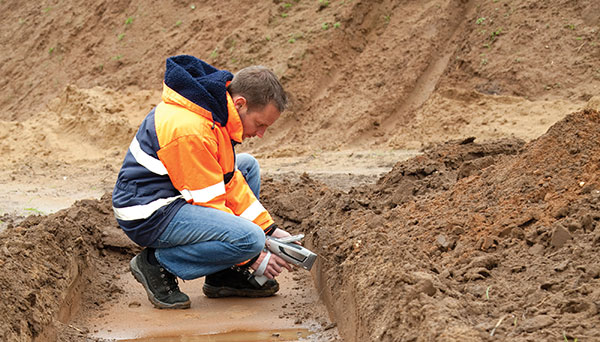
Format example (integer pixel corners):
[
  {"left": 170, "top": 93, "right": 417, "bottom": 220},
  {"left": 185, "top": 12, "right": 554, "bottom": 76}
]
[
  {"left": 180, "top": 181, "right": 226, "bottom": 204},
  {"left": 129, "top": 136, "right": 168, "bottom": 175},
  {"left": 113, "top": 137, "right": 172, "bottom": 221},
  {"left": 113, "top": 195, "right": 182, "bottom": 221},
  {"left": 240, "top": 200, "right": 265, "bottom": 222}
]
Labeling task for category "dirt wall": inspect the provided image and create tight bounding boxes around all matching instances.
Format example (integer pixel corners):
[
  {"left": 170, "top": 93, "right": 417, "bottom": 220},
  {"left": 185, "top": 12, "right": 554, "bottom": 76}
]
[
  {"left": 263, "top": 110, "right": 600, "bottom": 341},
  {"left": 0, "top": 195, "right": 135, "bottom": 341}
]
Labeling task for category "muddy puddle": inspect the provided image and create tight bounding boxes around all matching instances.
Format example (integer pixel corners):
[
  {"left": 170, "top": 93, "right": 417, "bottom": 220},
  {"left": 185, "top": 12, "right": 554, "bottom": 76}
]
[
  {"left": 121, "top": 328, "right": 311, "bottom": 341},
  {"left": 86, "top": 268, "right": 338, "bottom": 342}
]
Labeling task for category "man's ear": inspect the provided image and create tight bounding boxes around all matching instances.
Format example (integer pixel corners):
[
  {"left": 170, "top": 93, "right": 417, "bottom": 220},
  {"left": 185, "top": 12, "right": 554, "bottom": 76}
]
[{"left": 233, "top": 96, "right": 247, "bottom": 111}]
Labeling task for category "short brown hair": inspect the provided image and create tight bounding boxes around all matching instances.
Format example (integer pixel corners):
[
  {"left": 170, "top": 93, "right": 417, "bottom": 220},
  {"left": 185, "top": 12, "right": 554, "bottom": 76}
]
[{"left": 227, "top": 66, "right": 288, "bottom": 112}]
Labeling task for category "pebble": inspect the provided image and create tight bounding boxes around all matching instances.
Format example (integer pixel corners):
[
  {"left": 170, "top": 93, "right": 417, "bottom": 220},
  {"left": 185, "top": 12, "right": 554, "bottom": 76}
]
[
  {"left": 551, "top": 224, "right": 571, "bottom": 248},
  {"left": 128, "top": 301, "right": 141, "bottom": 308},
  {"left": 436, "top": 234, "right": 451, "bottom": 250},
  {"left": 554, "top": 260, "right": 569, "bottom": 272},
  {"left": 521, "top": 315, "right": 554, "bottom": 333},
  {"left": 418, "top": 279, "right": 437, "bottom": 296}
]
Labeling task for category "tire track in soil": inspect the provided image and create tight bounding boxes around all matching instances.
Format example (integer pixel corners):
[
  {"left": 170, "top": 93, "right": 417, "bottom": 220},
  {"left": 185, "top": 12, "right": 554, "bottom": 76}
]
[
  {"left": 349, "top": 0, "right": 475, "bottom": 146},
  {"left": 382, "top": 0, "right": 475, "bottom": 137}
]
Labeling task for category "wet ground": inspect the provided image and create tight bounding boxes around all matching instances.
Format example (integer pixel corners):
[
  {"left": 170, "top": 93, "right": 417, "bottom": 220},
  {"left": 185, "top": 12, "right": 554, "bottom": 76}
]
[{"left": 88, "top": 271, "right": 329, "bottom": 341}]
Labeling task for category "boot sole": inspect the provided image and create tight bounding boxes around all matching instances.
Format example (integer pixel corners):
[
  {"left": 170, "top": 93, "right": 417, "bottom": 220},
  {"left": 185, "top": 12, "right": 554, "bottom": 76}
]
[
  {"left": 202, "top": 283, "right": 279, "bottom": 298},
  {"left": 129, "top": 256, "right": 191, "bottom": 309}
]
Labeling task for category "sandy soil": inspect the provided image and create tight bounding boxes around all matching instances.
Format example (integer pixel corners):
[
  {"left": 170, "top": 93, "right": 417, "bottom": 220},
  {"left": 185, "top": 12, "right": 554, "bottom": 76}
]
[{"left": 1, "top": 0, "right": 600, "bottom": 341}]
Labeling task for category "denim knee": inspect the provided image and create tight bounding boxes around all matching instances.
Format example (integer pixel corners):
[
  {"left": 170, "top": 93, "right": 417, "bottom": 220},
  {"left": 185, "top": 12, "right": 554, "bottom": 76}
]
[
  {"left": 237, "top": 153, "right": 260, "bottom": 174},
  {"left": 245, "top": 226, "right": 266, "bottom": 256}
]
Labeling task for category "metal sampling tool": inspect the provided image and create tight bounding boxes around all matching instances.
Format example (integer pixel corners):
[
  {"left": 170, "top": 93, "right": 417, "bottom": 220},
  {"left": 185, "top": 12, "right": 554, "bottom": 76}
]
[{"left": 252, "top": 234, "right": 317, "bottom": 285}]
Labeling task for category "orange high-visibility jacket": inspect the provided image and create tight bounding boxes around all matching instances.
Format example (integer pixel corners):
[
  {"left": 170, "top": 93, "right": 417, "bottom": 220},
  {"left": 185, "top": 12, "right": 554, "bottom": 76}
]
[{"left": 112, "top": 55, "right": 274, "bottom": 246}]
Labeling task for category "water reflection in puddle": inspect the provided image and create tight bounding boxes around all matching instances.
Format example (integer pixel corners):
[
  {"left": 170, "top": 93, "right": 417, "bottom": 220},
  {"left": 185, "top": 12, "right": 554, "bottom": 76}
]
[{"left": 121, "top": 328, "right": 311, "bottom": 342}]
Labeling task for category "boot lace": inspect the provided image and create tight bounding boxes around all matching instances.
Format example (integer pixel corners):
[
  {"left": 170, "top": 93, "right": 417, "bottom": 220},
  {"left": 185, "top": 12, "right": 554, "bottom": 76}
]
[{"left": 159, "top": 267, "right": 180, "bottom": 294}]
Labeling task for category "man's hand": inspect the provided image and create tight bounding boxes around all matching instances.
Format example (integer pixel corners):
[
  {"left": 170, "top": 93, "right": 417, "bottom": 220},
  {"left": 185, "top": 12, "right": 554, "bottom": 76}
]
[
  {"left": 270, "top": 227, "right": 292, "bottom": 240},
  {"left": 249, "top": 227, "right": 294, "bottom": 279},
  {"left": 250, "top": 249, "right": 292, "bottom": 279}
]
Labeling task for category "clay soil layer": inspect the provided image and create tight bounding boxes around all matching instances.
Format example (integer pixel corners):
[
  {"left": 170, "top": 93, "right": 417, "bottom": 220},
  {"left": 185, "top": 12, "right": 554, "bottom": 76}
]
[{"left": 1, "top": 0, "right": 600, "bottom": 341}]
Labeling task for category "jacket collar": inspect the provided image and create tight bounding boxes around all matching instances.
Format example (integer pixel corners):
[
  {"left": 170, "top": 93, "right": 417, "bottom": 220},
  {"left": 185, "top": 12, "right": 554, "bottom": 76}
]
[
  {"left": 161, "top": 84, "right": 243, "bottom": 143},
  {"left": 225, "top": 92, "right": 243, "bottom": 143}
]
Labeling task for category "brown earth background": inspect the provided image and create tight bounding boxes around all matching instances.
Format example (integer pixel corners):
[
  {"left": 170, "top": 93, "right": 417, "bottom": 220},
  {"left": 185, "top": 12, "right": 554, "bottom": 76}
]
[{"left": 1, "top": 0, "right": 600, "bottom": 341}]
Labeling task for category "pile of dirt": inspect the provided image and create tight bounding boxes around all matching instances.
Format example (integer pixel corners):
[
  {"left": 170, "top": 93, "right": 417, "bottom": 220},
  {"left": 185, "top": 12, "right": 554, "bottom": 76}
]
[
  {"left": 0, "top": 194, "right": 137, "bottom": 341},
  {"left": 262, "top": 109, "right": 600, "bottom": 341},
  {"left": 1, "top": 0, "right": 597, "bottom": 157}
]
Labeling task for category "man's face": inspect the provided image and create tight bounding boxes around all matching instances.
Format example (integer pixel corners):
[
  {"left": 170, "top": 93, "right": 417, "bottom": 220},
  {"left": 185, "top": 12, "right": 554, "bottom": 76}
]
[{"left": 235, "top": 98, "right": 281, "bottom": 140}]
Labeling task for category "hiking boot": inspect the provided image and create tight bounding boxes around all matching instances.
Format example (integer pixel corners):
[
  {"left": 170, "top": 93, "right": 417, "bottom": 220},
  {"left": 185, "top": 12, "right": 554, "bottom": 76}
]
[
  {"left": 129, "top": 249, "right": 191, "bottom": 309},
  {"left": 202, "top": 267, "right": 279, "bottom": 298}
]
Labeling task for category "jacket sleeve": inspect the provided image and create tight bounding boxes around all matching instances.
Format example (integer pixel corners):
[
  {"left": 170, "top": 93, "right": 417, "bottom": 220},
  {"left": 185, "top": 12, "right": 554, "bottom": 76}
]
[
  {"left": 225, "top": 171, "right": 274, "bottom": 231},
  {"left": 157, "top": 134, "right": 233, "bottom": 214}
]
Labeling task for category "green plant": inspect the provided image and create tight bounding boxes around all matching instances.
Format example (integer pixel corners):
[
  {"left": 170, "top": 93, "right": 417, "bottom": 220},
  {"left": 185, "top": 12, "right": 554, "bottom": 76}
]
[
  {"left": 333, "top": 21, "right": 341, "bottom": 28},
  {"left": 281, "top": 12, "right": 288, "bottom": 18},
  {"left": 42, "top": 6, "right": 52, "bottom": 13},
  {"left": 283, "top": 2, "right": 293, "bottom": 8},
  {"left": 209, "top": 48, "right": 218, "bottom": 59},
  {"left": 565, "top": 23, "right": 575, "bottom": 30},
  {"left": 318, "top": 0, "right": 330, "bottom": 9},
  {"left": 125, "top": 16, "right": 133, "bottom": 25},
  {"left": 563, "top": 331, "right": 578, "bottom": 342},
  {"left": 489, "top": 27, "right": 502, "bottom": 41},
  {"left": 190, "top": 4, "right": 196, "bottom": 9},
  {"left": 288, "top": 32, "right": 303, "bottom": 43},
  {"left": 48, "top": 47, "right": 55, "bottom": 54},
  {"left": 485, "top": 286, "right": 491, "bottom": 299},
  {"left": 383, "top": 14, "right": 391, "bottom": 24},
  {"left": 118, "top": 33, "right": 125, "bottom": 40},
  {"left": 175, "top": 20, "right": 183, "bottom": 26},
  {"left": 322, "top": 22, "right": 329, "bottom": 30},
  {"left": 265, "top": 35, "right": 271, "bottom": 41},
  {"left": 476, "top": 17, "right": 486, "bottom": 25},
  {"left": 24, "top": 207, "right": 44, "bottom": 214},
  {"left": 18, "top": 18, "right": 25, "bottom": 24},
  {"left": 228, "top": 39, "right": 237, "bottom": 53},
  {"left": 113, "top": 54, "right": 123, "bottom": 60}
]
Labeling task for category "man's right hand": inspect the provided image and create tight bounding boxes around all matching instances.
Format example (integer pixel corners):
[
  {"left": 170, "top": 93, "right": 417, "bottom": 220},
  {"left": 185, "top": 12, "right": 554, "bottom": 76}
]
[{"left": 250, "top": 250, "right": 292, "bottom": 279}]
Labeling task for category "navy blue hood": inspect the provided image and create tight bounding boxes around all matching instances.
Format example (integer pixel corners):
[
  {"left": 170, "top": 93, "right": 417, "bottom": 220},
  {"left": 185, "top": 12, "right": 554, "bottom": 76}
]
[{"left": 164, "top": 55, "right": 234, "bottom": 126}]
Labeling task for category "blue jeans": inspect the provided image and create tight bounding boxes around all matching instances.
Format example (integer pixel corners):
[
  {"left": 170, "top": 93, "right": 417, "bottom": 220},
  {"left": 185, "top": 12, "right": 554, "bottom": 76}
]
[{"left": 150, "top": 153, "right": 265, "bottom": 280}]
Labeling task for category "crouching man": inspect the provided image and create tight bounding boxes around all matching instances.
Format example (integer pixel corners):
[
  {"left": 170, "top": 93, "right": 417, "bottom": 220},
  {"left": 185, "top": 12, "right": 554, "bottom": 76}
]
[{"left": 112, "top": 55, "right": 292, "bottom": 309}]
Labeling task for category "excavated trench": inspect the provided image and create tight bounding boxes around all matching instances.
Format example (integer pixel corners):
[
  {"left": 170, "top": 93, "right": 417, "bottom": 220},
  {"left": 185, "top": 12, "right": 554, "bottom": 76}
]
[
  {"left": 0, "top": 149, "right": 416, "bottom": 342},
  {"left": 11, "top": 200, "right": 343, "bottom": 342},
  {"left": 82, "top": 246, "right": 338, "bottom": 342},
  {"left": 0, "top": 179, "right": 359, "bottom": 341}
]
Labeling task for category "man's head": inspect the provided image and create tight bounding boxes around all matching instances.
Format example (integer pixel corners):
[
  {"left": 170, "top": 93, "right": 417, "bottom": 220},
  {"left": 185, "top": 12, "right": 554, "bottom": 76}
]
[{"left": 228, "top": 66, "right": 288, "bottom": 140}]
